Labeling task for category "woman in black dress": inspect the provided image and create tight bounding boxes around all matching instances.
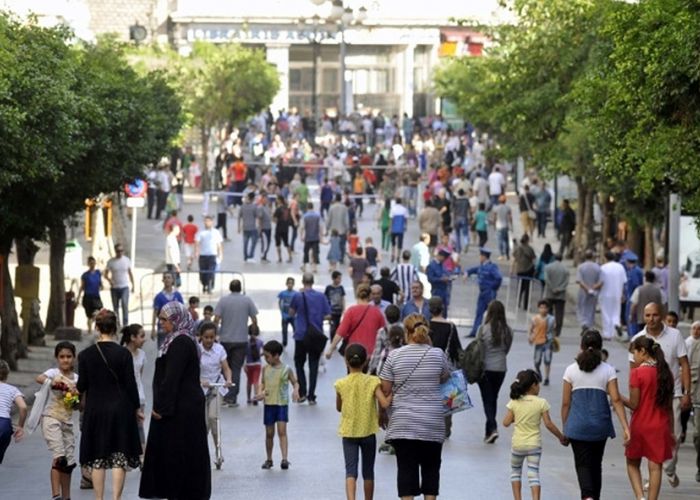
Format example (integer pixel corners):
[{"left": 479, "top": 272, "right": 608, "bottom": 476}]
[
  {"left": 140, "top": 301, "right": 211, "bottom": 500},
  {"left": 78, "top": 309, "right": 142, "bottom": 500}
]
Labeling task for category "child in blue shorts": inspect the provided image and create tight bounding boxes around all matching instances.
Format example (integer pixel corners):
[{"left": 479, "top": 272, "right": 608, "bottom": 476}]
[{"left": 257, "top": 340, "right": 299, "bottom": 470}]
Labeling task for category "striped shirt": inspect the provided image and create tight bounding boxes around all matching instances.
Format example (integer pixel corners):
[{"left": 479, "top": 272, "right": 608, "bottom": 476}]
[
  {"left": 379, "top": 344, "right": 451, "bottom": 443},
  {"left": 0, "top": 382, "right": 23, "bottom": 419},
  {"left": 391, "top": 263, "right": 420, "bottom": 298}
]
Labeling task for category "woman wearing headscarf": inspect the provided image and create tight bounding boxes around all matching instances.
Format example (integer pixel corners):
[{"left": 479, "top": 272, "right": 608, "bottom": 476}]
[{"left": 140, "top": 302, "right": 211, "bottom": 500}]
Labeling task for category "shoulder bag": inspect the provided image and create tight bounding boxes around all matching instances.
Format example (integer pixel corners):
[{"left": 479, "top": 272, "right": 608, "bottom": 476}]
[
  {"left": 524, "top": 193, "right": 536, "bottom": 220},
  {"left": 302, "top": 292, "right": 328, "bottom": 355}
]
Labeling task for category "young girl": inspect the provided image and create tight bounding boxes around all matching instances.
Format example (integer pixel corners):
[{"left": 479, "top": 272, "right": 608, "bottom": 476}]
[
  {"left": 199, "top": 322, "right": 233, "bottom": 449},
  {"left": 0, "top": 360, "right": 27, "bottom": 464},
  {"left": 258, "top": 340, "right": 299, "bottom": 470},
  {"left": 327, "top": 229, "right": 342, "bottom": 271},
  {"left": 120, "top": 324, "right": 147, "bottom": 451},
  {"left": 623, "top": 337, "right": 675, "bottom": 500},
  {"left": 245, "top": 323, "right": 264, "bottom": 405},
  {"left": 334, "top": 344, "right": 392, "bottom": 500},
  {"left": 503, "top": 369, "right": 568, "bottom": 500},
  {"left": 36, "top": 341, "right": 79, "bottom": 500}
]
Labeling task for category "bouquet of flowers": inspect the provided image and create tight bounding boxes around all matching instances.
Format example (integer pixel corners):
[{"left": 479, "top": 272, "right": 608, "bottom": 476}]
[{"left": 51, "top": 381, "right": 80, "bottom": 410}]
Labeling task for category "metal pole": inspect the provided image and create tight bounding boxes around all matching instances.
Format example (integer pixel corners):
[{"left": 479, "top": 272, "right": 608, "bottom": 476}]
[
  {"left": 312, "top": 40, "right": 319, "bottom": 128},
  {"left": 668, "top": 193, "right": 680, "bottom": 314},
  {"left": 130, "top": 206, "right": 137, "bottom": 267},
  {"left": 340, "top": 25, "right": 347, "bottom": 116}
]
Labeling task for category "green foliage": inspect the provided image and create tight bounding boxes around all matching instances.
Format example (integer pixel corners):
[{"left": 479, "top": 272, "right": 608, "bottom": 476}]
[
  {"left": 0, "top": 16, "right": 183, "bottom": 242},
  {"left": 435, "top": 0, "right": 700, "bottom": 223},
  {"left": 183, "top": 42, "right": 280, "bottom": 128}
]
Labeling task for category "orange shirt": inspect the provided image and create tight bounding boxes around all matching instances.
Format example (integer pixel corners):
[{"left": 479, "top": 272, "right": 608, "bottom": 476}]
[
  {"left": 233, "top": 161, "right": 247, "bottom": 182},
  {"left": 348, "top": 234, "right": 360, "bottom": 255}
]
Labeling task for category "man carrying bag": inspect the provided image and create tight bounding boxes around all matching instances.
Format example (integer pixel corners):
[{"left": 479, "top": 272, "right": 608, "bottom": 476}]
[{"left": 289, "top": 272, "right": 331, "bottom": 405}]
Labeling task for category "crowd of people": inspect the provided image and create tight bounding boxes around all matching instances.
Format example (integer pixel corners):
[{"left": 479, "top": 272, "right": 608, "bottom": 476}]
[{"left": 2, "top": 114, "right": 700, "bottom": 500}]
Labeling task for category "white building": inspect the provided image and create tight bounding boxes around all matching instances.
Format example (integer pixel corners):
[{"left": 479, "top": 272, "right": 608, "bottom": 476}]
[{"left": 1, "top": 0, "right": 510, "bottom": 117}]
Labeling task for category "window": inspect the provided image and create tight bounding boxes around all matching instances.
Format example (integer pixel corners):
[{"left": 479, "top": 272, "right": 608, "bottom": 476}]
[
  {"left": 322, "top": 68, "right": 339, "bottom": 93},
  {"left": 289, "top": 68, "right": 314, "bottom": 92}
]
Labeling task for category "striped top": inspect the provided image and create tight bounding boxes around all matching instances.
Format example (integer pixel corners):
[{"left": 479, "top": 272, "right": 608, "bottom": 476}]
[
  {"left": 563, "top": 361, "right": 617, "bottom": 441},
  {"left": 0, "top": 382, "right": 23, "bottom": 419},
  {"left": 380, "top": 344, "right": 451, "bottom": 443},
  {"left": 391, "top": 263, "right": 420, "bottom": 298}
]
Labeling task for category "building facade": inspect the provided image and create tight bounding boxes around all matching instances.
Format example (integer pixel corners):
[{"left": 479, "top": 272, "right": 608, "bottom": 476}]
[{"left": 2, "top": 0, "right": 503, "bottom": 118}]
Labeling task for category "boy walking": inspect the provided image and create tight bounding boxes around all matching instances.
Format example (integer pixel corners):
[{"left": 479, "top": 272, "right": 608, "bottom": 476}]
[
  {"left": 258, "top": 341, "right": 299, "bottom": 470},
  {"left": 277, "top": 277, "right": 296, "bottom": 348},
  {"left": 528, "top": 300, "right": 555, "bottom": 386},
  {"left": 325, "top": 271, "right": 346, "bottom": 341}
]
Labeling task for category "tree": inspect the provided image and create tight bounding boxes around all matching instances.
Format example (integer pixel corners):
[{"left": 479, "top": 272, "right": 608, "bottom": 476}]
[
  {"left": 43, "top": 42, "right": 184, "bottom": 332},
  {"left": 0, "top": 17, "right": 183, "bottom": 365},
  {"left": 434, "top": 0, "right": 605, "bottom": 257},
  {"left": 180, "top": 42, "right": 280, "bottom": 190},
  {"left": 0, "top": 16, "right": 85, "bottom": 367}
]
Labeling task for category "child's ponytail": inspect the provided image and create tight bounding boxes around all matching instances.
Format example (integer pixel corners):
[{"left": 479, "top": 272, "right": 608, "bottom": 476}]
[
  {"left": 509, "top": 369, "right": 539, "bottom": 400},
  {"left": 631, "top": 336, "right": 674, "bottom": 409}
]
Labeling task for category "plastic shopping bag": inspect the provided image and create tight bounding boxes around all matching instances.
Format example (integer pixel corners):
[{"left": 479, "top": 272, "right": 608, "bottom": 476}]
[
  {"left": 440, "top": 370, "right": 472, "bottom": 415},
  {"left": 26, "top": 379, "right": 51, "bottom": 434}
]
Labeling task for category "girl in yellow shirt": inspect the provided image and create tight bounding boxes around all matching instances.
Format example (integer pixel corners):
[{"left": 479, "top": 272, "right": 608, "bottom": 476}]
[
  {"left": 503, "top": 369, "right": 568, "bottom": 500},
  {"left": 334, "top": 344, "right": 392, "bottom": 500}
]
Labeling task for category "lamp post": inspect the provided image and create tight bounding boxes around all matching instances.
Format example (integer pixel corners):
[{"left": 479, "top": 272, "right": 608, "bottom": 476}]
[
  {"left": 302, "top": 0, "right": 367, "bottom": 121},
  {"left": 297, "top": 15, "right": 336, "bottom": 130}
]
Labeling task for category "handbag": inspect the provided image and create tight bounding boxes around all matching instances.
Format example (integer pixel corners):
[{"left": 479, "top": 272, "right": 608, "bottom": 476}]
[
  {"left": 302, "top": 292, "right": 328, "bottom": 355},
  {"left": 440, "top": 370, "right": 473, "bottom": 415}
]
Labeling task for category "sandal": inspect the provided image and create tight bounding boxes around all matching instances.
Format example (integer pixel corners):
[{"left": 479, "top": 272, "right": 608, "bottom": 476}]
[
  {"left": 281, "top": 459, "right": 290, "bottom": 470},
  {"left": 261, "top": 460, "right": 273, "bottom": 470}
]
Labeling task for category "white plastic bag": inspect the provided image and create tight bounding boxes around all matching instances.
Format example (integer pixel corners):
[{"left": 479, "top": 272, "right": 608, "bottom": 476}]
[{"left": 25, "top": 380, "right": 51, "bottom": 434}]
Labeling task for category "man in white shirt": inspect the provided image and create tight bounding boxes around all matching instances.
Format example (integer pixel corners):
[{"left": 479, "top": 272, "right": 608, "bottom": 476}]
[
  {"left": 195, "top": 215, "right": 224, "bottom": 294},
  {"left": 472, "top": 171, "right": 489, "bottom": 208},
  {"left": 105, "top": 243, "right": 135, "bottom": 326},
  {"left": 598, "top": 252, "right": 627, "bottom": 339},
  {"left": 389, "top": 198, "right": 409, "bottom": 263},
  {"left": 629, "top": 302, "right": 691, "bottom": 488},
  {"left": 487, "top": 166, "right": 506, "bottom": 208}
]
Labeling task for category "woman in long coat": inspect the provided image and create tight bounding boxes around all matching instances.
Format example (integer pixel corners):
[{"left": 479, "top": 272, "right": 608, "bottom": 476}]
[{"left": 140, "top": 301, "right": 211, "bottom": 499}]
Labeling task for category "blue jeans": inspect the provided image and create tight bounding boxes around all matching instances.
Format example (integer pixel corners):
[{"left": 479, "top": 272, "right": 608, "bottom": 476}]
[
  {"left": 497, "top": 228, "right": 510, "bottom": 258},
  {"left": 243, "top": 230, "right": 258, "bottom": 260},
  {"left": 454, "top": 218, "right": 470, "bottom": 253},
  {"left": 110, "top": 287, "right": 129, "bottom": 325}
]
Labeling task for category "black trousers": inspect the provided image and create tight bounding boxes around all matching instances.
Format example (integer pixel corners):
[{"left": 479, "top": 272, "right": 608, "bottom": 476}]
[
  {"left": 392, "top": 439, "right": 442, "bottom": 497},
  {"left": 517, "top": 268, "right": 535, "bottom": 309},
  {"left": 549, "top": 298, "right": 565, "bottom": 337},
  {"left": 570, "top": 438, "right": 607, "bottom": 500},
  {"left": 294, "top": 339, "right": 320, "bottom": 401},
  {"left": 221, "top": 342, "right": 246, "bottom": 403},
  {"left": 477, "top": 370, "right": 506, "bottom": 436}
]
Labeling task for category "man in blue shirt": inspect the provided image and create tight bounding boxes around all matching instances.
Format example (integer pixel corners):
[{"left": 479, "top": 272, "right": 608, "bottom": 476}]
[
  {"left": 623, "top": 252, "right": 644, "bottom": 337},
  {"left": 77, "top": 256, "right": 103, "bottom": 333},
  {"left": 289, "top": 272, "right": 331, "bottom": 404},
  {"left": 427, "top": 249, "right": 452, "bottom": 317},
  {"left": 465, "top": 248, "right": 502, "bottom": 337},
  {"left": 401, "top": 280, "right": 431, "bottom": 320}
]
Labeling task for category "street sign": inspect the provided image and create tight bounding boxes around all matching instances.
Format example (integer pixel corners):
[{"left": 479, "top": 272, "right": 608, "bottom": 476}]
[
  {"left": 124, "top": 178, "right": 147, "bottom": 197},
  {"left": 126, "top": 197, "right": 145, "bottom": 208}
]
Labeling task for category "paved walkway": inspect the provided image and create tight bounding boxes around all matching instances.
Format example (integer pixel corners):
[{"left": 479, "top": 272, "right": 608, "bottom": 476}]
[{"left": 2, "top": 186, "right": 698, "bottom": 498}]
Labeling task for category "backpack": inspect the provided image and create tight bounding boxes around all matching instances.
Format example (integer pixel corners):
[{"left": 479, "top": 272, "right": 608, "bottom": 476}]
[{"left": 459, "top": 327, "right": 484, "bottom": 384}]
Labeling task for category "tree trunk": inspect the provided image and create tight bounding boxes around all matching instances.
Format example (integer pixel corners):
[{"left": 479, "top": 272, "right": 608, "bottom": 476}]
[
  {"left": 15, "top": 237, "right": 46, "bottom": 346},
  {"left": 0, "top": 241, "right": 23, "bottom": 369},
  {"left": 583, "top": 188, "right": 595, "bottom": 252},
  {"left": 200, "top": 125, "right": 211, "bottom": 192},
  {"left": 46, "top": 222, "right": 67, "bottom": 333},
  {"left": 110, "top": 194, "right": 129, "bottom": 253},
  {"left": 600, "top": 193, "right": 611, "bottom": 257},
  {"left": 643, "top": 222, "right": 655, "bottom": 269},
  {"left": 573, "top": 177, "right": 587, "bottom": 265}
]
